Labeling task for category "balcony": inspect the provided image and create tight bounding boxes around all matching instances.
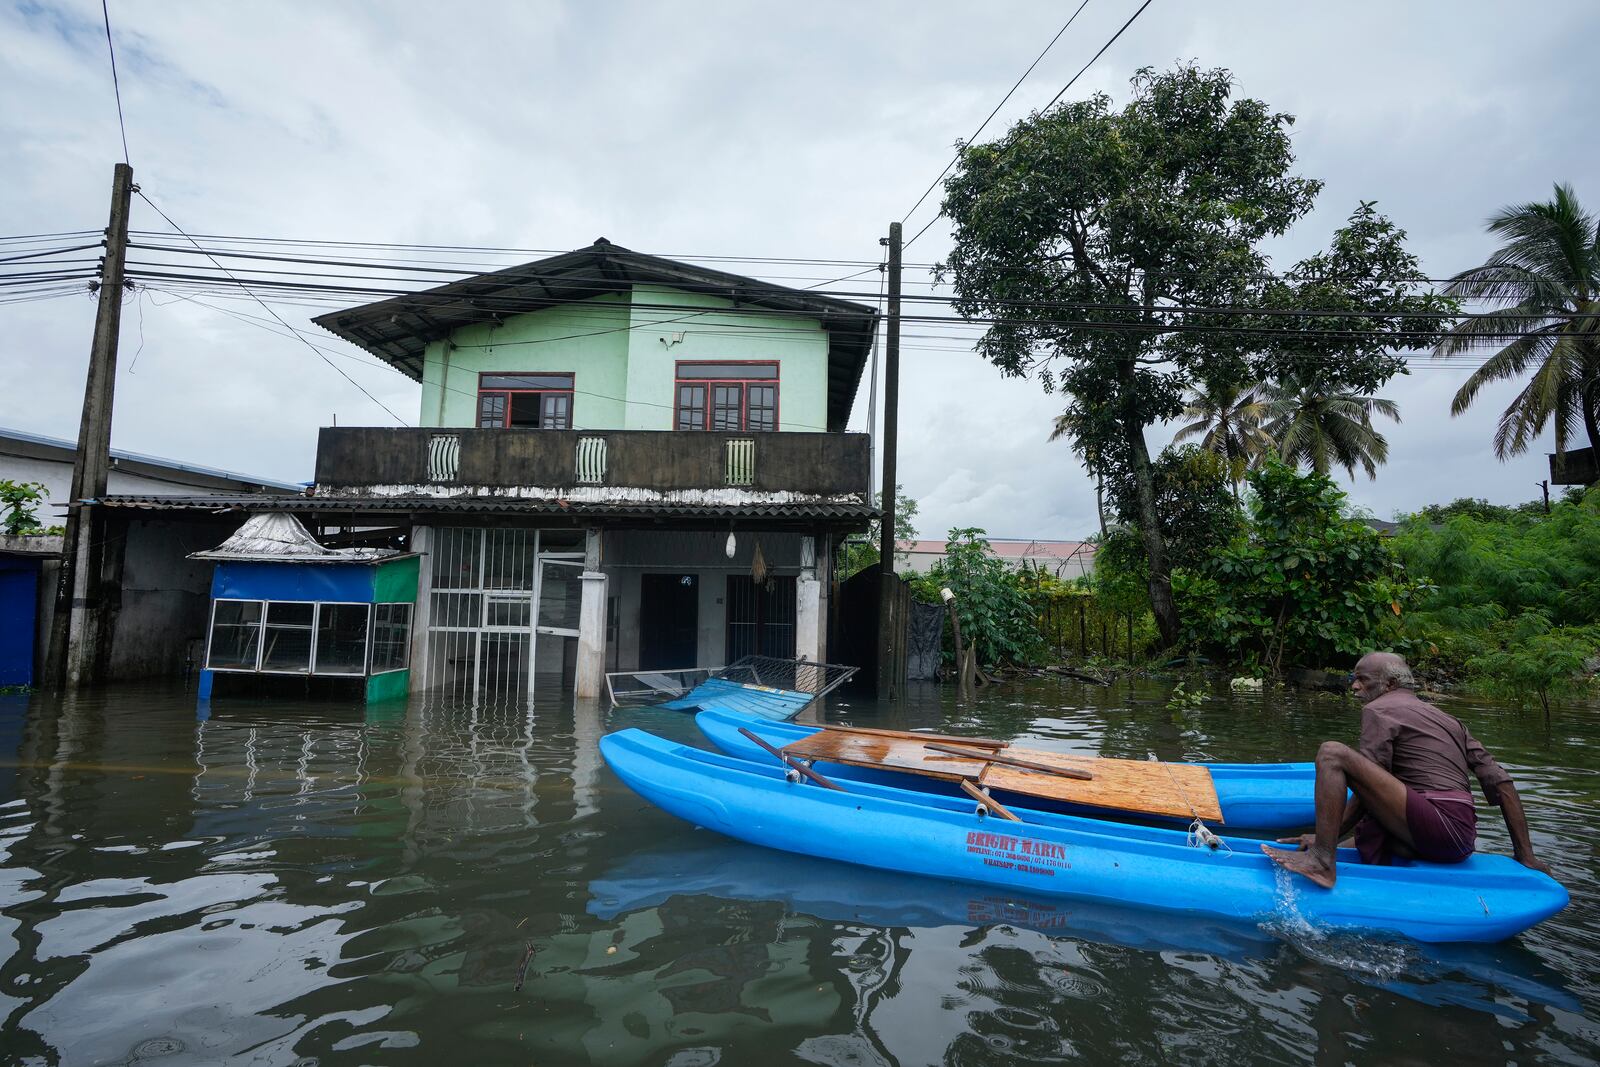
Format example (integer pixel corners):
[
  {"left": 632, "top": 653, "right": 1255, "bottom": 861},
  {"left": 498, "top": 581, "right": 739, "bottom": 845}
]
[{"left": 313, "top": 428, "right": 871, "bottom": 505}]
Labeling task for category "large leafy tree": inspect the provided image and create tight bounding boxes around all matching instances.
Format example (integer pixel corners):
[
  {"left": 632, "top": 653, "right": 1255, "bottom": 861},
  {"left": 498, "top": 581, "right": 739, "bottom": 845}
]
[
  {"left": 1264, "top": 377, "right": 1400, "bottom": 479},
  {"left": 1434, "top": 183, "right": 1600, "bottom": 458},
  {"left": 941, "top": 65, "right": 1447, "bottom": 646}
]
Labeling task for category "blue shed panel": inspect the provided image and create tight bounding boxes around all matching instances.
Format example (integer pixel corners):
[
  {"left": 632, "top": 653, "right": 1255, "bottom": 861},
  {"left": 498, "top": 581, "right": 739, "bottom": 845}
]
[
  {"left": 0, "top": 558, "right": 40, "bottom": 687},
  {"left": 211, "top": 561, "right": 376, "bottom": 603}
]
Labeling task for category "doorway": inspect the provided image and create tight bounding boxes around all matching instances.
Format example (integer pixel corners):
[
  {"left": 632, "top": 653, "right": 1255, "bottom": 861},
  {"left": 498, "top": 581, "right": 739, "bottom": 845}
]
[
  {"left": 639, "top": 573, "right": 699, "bottom": 669},
  {"left": 725, "top": 575, "right": 796, "bottom": 661}
]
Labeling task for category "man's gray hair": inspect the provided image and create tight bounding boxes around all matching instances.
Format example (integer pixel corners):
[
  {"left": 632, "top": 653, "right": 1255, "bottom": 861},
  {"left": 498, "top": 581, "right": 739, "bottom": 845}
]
[{"left": 1364, "top": 651, "right": 1416, "bottom": 691}]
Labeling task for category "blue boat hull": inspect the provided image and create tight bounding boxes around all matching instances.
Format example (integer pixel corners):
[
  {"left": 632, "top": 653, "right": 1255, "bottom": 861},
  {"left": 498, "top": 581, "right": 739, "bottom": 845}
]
[
  {"left": 600, "top": 729, "right": 1569, "bottom": 943},
  {"left": 694, "top": 708, "right": 1319, "bottom": 830}
]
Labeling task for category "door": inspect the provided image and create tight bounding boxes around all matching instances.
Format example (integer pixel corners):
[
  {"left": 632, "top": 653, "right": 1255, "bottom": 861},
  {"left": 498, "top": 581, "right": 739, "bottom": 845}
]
[
  {"left": 639, "top": 574, "right": 699, "bottom": 669},
  {"left": 725, "top": 575, "right": 796, "bottom": 661}
]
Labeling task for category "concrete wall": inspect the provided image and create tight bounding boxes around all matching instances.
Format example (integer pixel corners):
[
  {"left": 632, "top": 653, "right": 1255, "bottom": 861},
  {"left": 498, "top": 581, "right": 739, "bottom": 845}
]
[
  {"left": 420, "top": 293, "right": 631, "bottom": 429},
  {"left": 106, "top": 516, "right": 243, "bottom": 680},
  {"left": 623, "top": 286, "right": 830, "bottom": 433},
  {"left": 601, "top": 529, "right": 804, "bottom": 669},
  {"left": 415, "top": 284, "right": 831, "bottom": 434}
]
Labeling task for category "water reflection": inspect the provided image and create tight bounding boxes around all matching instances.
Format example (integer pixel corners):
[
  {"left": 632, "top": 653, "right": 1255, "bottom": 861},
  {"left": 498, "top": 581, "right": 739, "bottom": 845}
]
[{"left": 0, "top": 679, "right": 1594, "bottom": 1064}]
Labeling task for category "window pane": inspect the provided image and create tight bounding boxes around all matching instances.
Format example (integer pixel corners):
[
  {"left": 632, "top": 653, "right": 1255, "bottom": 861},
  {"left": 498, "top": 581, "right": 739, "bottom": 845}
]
[
  {"left": 748, "top": 384, "right": 777, "bottom": 432},
  {"left": 477, "top": 393, "right": 506, "bottom": 428},
  {"left": 371, "top": 603, "right": 412, "bottom": 673},
  {"left": 541, "top": 393, "right": 571, "bottom": 429},
  {"left": 676, "top": 384, "right": 706, "bottom": 431},
  {"left": 677, "top": 363, "right": 778, "bottom": 379},
  {"left": 538, "top": 564, "right": 583, "bottom": 631},
  {"left": 207, "top": 600, "right": 262, "bottom": 669},
  {"left": 481, "top": 373, "right": 574, "bottom": 390},
  {"left": 261, "top": 601, "right": 315, "bottom": 672},
  {"left": 712, "top": 384, "right": 743, "bottom": 431},
  {"left": 315, "top": 604, "right": 370, "bottom": 675},
  {"left": 508, "top": 392, "right": 543, "bottom": 428}
]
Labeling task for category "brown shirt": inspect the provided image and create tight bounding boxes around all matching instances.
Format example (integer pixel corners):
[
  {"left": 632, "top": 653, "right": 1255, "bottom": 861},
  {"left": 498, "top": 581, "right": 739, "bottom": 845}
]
[{"left": 1358, "top": 689, "right": 1512, "bottom": 804}]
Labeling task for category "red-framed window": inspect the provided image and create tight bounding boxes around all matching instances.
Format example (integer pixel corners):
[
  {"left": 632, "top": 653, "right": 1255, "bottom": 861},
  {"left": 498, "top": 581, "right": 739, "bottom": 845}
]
[
  {"left": 477, "top": 373, "right": 574, "bottom": 429},
  {"left": 674, "top": 362, "right": 779, "bottom": 432}
]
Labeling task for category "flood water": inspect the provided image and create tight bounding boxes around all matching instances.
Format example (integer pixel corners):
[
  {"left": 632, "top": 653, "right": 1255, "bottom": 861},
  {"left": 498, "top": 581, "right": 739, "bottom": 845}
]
[{"left": 0, "top": 676, "right": 1596, "bottom": 1065}]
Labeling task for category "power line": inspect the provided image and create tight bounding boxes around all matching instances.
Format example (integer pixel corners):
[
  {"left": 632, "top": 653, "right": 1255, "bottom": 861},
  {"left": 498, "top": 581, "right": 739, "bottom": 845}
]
[
  {"left": 904, "top": 0, "right": 1158, "bottom": 251},
  {"left": 132, "top": 189, "right": 409, "bottom": 426},
  {"left": 900, "top": 0, "right": 1094, "bottom": 227},
  {"left": 114, "top": 261, "right": 1596, "bottom": 332},
  {"left": 99, "top": 0, "right": 131, "bottom": 166}
]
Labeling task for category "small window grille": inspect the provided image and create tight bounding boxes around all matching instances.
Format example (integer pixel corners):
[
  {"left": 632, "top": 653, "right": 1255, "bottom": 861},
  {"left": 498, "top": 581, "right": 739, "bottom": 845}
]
[
  {"left": 428, "top": 433, "right": 460, "bottom": 482},
  {"left": 725, "top": 438, "right": 755, "bottom": 486},
  {"left": 576, "top": 436, "right": 608, "bottom": 484}
]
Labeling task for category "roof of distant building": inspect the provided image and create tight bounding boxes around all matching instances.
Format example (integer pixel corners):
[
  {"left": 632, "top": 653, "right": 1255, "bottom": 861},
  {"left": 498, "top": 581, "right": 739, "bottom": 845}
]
[
  {"left": 0, "top": 425, "right": 304, "bottom": 495},
  {"left": 900, "top": 538, "right": 1097, "bottom": 559},
  {"left": 310, "top": 238, "right": 880, "bottom": 432}
]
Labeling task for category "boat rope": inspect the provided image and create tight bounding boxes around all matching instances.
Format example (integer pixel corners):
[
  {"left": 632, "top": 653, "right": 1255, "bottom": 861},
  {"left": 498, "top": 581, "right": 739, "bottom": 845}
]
[{"left": 1149, "top": 750, "right": 1228, "bottom": 852}]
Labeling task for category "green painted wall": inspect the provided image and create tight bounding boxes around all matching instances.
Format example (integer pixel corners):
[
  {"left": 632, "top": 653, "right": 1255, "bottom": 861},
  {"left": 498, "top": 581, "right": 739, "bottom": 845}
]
[
  {"left": 373, "top": 555, "right": 420, "bottom": 603},
  {"left": 623, "top": 286, "right": 829, "bottom": 431},
  {"left": 417, "top": 286, "right": 831, "bottom": 432},
  {"left": 419, "top": 293, "right": 631, "bottom": 428},
  {"left": 365, "top": 668, "right": 410, "bottom": 703}
]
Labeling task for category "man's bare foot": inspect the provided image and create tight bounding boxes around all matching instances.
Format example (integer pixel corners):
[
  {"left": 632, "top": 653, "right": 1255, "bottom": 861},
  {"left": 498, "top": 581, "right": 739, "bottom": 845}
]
[{"left": 1261, "top": 842, "right": 1337, "bottom": 889}]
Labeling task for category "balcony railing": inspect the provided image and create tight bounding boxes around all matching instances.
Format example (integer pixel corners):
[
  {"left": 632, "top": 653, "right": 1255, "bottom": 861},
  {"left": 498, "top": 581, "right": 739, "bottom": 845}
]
[{"left": 314, "top": 427, "right": 870, "bottom": 500}]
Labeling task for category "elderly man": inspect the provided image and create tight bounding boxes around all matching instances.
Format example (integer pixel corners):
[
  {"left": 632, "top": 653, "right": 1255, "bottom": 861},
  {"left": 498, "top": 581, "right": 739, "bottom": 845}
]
[{"left": 1263, "top": 651, "right": 1551, "bottom": 888}]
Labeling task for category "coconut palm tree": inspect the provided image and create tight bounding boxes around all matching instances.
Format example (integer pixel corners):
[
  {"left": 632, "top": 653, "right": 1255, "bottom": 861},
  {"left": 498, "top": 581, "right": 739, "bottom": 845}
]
[
  {"left": 1264, "top": 379, "right": 1400, "bottom": 480},
  {"left": 1171, "top": 380, "right": 1274, "bottom": 493},
  {"left": 1435, "top": 183, "right": 1600, "bottom": 458}
]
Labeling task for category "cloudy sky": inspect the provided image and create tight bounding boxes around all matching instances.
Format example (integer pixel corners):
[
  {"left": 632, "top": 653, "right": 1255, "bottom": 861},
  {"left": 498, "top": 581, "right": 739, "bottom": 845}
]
[{"left": 2, "top": 0, "right": 1596, "bottom": 540}]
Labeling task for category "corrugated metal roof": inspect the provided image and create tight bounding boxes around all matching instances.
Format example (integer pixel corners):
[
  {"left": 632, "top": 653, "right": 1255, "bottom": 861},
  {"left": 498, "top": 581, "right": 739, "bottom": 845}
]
[
  {"left": 97, "top": 493, "right": 876, "bottom": 524},
  {"left": 1, "top": 424, "right": 305, "bottom": 493},
  {"left": 189, "top": 512, "right": 406, "bottom": 563}
]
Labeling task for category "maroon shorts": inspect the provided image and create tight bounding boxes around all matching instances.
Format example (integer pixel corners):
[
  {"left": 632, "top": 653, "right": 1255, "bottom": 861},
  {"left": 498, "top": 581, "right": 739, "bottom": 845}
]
[{"left": 1355, "top": 788, "right": 1476, "bottom": 866}]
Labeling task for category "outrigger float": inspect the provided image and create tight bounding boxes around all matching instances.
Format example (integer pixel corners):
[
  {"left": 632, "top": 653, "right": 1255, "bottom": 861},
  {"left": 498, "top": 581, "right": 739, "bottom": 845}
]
[{"left": 599, "top": 729, "right": 1569, "bottom": 943}]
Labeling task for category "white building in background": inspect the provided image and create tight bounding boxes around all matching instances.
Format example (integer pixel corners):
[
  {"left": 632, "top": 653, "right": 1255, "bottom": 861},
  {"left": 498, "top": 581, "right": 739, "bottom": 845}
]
[
  {"left": 896, "top": 537, "right": 1096, "bottom": 579},
  {"left": 0, "top": 425, "right": 304, "bottom": 513}
]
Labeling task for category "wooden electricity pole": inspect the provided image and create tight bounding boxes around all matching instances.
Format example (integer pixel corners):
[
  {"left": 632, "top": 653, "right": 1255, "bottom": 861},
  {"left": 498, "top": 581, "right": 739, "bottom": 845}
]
[
  {"left": 876, "top": 222, "right": 903, "bottom": 700},
  {"left": 46, "top": 162, "right": 135, "bottom": 689}
]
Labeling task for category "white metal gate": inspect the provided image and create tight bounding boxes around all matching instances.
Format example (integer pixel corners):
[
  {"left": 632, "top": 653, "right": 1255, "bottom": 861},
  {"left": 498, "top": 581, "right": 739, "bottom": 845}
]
[{"left": 424, "top": 528, "right": 583, "bottom": 698}]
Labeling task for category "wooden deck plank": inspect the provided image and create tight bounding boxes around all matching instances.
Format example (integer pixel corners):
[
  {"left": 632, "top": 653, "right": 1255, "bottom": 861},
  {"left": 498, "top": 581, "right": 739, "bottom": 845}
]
[
  {"left": 781, "top": 732, "right": 1223, "bottom": 822},
  {"left": 782, "top": 732, "right": 992, "bottom": 780},
  {"left": 981, "top": 756, "right": 1222, "bottom": 822}
]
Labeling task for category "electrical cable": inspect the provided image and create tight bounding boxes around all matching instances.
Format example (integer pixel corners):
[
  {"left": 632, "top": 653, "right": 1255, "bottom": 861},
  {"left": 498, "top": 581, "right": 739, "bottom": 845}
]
[
  {"left": 100, "top": 0, "right": 131, "bottom": 166},
  {"left": 132, "top": 189, "right": 409, "bottom": 425},
  {"left": 903, "top": 0, "right": 1158, "bottom": 251},
  {"left": 900, "top": 0, "right": 1094, "bottom": 226}
]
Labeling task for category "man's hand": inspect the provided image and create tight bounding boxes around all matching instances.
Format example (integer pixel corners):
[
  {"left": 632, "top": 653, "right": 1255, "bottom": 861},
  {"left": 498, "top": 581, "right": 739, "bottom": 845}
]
[
  {"left": 1516, "top": 852, "right": 1555, "bottom": 878},
  {"left": 1275, "top": 833, "right": 1316, "bottom": 851}
]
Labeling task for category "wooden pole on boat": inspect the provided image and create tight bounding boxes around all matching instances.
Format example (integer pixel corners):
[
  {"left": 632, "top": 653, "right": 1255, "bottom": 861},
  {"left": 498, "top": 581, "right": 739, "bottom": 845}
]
[
  {"left": 961, "top": 780, "right": 1021, "bottom": 822},
  {"left": 738, "top": 727, "right": 845, "bottom": 791},
  {"left": 925, "top": 742, "right": 1095, "bottom": 781}
]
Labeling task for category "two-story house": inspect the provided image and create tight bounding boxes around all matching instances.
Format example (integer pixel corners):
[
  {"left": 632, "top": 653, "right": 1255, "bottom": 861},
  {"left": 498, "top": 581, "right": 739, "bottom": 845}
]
[{"left": 96, "top": 240, "right": 879, "bottom": 701}]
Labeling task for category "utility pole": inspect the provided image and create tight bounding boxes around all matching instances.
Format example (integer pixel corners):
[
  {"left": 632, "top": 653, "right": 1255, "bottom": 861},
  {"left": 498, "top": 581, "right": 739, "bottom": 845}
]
[
  {"left": 46, "top": 163, "right": 135, "bottom": 689},
  {"left": 876, "top": 222, "right": 902, "bottom": 701}
]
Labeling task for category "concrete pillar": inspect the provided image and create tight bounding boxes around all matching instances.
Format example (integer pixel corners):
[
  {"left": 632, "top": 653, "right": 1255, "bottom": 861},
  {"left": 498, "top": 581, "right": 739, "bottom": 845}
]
[
  {"left": 575, "top": 528, "right": 607, "bottom": 698},
  {"left": 796, "top": 535, "right": 821, "bottom": 665},
  {"left": 408, "top": 525, "right": 433, "bottom": 692}
]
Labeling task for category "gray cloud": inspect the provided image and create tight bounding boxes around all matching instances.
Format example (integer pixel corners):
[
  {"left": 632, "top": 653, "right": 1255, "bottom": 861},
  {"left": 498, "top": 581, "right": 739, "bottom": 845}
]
[{"left": 2, "top": 0, "right": 1594, "bottom": 540}]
